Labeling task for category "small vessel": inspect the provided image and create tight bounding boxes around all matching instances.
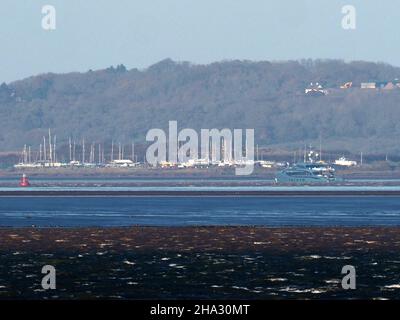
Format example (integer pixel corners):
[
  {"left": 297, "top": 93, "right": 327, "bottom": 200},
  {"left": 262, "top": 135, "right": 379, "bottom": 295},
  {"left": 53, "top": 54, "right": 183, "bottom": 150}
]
[
  {"left": 334, "top": 157, "right": 357, "bottom": 167},
  {"left": 275, "top": 162, "right": 336, "bottom": 183},
  {"left": 19, "top": 174, "right": 30, "bottom": 187},
  {"left": 275, "top": 147, "right": 337, "bottom": 184}
]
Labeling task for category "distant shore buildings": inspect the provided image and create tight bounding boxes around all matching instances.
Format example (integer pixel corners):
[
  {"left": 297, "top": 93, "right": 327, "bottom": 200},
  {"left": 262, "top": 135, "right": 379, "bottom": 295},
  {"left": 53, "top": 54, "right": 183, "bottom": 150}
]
[
  {"left": 360, "top": 79, "right": 400, "bottom": 90},
  {"left": 13, "top": 130, "right": 361, "bottom": 172},
  {"left": 306, "top": 79, "right": 400, "bottom": 95},
  {"left": 305, "top": 82, "right": 328, "bottom": 96}
]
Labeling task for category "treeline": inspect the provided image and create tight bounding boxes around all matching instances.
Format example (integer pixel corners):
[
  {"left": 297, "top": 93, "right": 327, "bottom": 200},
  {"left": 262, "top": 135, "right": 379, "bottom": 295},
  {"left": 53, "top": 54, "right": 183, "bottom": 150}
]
[{"left": 1, "top": 59, "right": 400, "bottom": 154}]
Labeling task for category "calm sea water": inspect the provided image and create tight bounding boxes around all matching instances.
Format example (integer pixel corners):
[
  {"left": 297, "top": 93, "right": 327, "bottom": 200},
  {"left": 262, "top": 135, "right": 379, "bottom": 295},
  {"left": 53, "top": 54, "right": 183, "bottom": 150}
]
[{"left": 1, "top": 196, "right": 400, "bottom": 227}]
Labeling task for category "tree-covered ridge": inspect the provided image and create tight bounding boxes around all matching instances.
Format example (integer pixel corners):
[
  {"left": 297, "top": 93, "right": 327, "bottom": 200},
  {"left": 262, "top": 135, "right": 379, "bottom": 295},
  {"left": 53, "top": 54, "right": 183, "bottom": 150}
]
[{"left": 1, "top": 59, "right": 400, "bottom": 153}]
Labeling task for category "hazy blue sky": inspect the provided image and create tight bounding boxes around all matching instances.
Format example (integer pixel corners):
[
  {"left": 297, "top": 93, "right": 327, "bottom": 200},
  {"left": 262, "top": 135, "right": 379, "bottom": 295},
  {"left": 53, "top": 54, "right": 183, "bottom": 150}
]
[{"left": 0, "top": 0, "right": 399, "bottom": 83}]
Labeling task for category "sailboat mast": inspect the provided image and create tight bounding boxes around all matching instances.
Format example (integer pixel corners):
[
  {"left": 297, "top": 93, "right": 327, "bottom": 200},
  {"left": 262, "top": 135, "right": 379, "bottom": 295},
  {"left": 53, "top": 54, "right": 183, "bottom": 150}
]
[
  {"left": 43, "top": 136, "right": 47, "bottom": 162},
  {"left": 48, "top": 129, "right": 52, "bottom": 163},
  {"left": 82, "top": 138, "right": 85, "bottom": 164},
  {"left": 73, "top": 140, "right": 76, "bottom": 161},
  {"left": 69, "top": 137, "right": 72, "bottom": 162},
  {"left": 53, "top": 135, "right": 56, "bottom": 163},
  {"left": 111, "top": 140, "right": 114, "bottom": 162}
]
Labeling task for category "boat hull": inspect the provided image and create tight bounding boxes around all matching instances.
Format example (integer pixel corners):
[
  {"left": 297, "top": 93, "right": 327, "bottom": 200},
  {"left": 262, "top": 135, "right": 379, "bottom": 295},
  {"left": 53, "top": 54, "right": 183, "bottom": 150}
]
[{"left": 275, "top": 172, "right": 333, "bottom": 184}]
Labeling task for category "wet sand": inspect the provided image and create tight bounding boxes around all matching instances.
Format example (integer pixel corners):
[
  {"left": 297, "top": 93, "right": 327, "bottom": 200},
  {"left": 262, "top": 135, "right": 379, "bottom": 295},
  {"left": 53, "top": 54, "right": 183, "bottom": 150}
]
[
  {"left": 1, "top": 226, "right": 400, "bottom": 253},
  {"left": 1, "top": 227, "right": 400, "bottom": 299}
]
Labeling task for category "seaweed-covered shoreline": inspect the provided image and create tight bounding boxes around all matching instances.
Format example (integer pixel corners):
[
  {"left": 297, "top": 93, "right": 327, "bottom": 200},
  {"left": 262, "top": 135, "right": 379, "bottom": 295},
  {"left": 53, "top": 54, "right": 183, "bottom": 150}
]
[
  {"left": 1, "top": 226, "right": 400, "bottom": 253},
  {"left": 1, "top": 227, "right": 400, "bottom": 299}
]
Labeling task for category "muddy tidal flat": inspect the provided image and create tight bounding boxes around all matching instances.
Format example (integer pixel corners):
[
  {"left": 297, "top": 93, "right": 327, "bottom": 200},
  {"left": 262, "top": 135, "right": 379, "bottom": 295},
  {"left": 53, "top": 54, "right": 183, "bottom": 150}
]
[{"left": 1, "top": 226, "right": 400, "bottom": 299}]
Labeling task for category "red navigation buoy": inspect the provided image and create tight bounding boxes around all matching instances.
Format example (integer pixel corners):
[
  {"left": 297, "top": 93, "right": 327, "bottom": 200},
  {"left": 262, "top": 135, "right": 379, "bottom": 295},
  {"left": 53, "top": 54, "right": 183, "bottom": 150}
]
[{"left": 19, "top": 174, "right": 30, "bottom": 187}]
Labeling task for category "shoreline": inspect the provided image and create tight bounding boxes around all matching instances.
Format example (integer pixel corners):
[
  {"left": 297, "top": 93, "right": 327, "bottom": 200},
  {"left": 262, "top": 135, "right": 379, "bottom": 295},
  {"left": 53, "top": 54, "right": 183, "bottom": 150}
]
[
  {"left": 2, "top": 190, "right": 400, "bottom": 196},
  {"left": 2, "top": 226, "right": 400, "bottom": 299},
  {"left": 1, "top": 226, "right": 400, "bottom": 253},
  {"left": 4, "top": 167, "right": 400, "bottom": 180}
]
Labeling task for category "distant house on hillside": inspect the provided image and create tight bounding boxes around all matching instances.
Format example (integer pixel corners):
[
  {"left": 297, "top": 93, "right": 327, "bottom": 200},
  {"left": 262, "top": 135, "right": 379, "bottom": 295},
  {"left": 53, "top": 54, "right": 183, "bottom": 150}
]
[
  {"left": 382, "top": 82, "right": 396, "bottom": 90},
  {"left": 376, "top": 81, "right": 392, "bottom": 89},
  {"left": 361, "top": 82, "right": 376, "bottom": 89},
  {"left": 382, "top": 79, "right": 400, "bottom": 90},
  {"left": 305, "top": 82, "right": 328, "bottom": 96},
  {"left": 340, "top": 82, "right": 353, "bottom": 89},
  {"left": 361, "top": 80, "right": 400, "bottom": 90}
]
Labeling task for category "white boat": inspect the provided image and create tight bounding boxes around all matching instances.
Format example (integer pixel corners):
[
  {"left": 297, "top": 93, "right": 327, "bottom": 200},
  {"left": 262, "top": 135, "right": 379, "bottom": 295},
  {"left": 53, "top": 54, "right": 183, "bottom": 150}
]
[{"left": 334, "top": 157, "right": 357, "bottom": 167}]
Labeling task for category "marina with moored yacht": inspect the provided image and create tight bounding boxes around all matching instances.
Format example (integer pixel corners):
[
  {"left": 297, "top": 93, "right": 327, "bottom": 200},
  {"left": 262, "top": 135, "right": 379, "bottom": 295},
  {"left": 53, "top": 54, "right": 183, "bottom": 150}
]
[{"left": 11, "top": 129, "right": 367, "bottom": 185}]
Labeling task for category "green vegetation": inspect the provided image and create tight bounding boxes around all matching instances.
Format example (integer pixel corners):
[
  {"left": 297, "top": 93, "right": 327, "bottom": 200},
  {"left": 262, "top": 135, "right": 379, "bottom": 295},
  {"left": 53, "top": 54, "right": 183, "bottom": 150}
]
[{"left": 1, "top": 59, "right": 400, "bottom": 154}]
